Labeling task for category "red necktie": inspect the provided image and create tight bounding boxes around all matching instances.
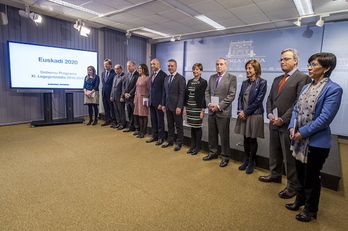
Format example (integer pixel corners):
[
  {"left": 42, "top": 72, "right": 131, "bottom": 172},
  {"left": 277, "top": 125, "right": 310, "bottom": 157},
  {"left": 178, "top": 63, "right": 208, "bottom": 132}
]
[{"left": 277, "top": 74, "right": 289, "bottom": 93}]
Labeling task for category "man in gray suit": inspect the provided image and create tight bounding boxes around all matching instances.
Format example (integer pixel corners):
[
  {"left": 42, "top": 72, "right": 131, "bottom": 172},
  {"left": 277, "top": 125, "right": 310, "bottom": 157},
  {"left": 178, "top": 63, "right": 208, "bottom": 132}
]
[
  {"left": 203, "top": 58, "right": 237, "bottom": 167},
  {"left": 259, "top": 48, "right": 311, "bottom": 199},
  {"left": 161, "top": 59, "right": 186, "bottom": 151}
]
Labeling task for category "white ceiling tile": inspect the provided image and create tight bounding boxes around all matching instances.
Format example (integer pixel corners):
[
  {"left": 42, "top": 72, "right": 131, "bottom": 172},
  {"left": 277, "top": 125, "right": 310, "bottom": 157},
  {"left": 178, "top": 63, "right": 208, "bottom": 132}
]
[
  {"left": 94, "top": 0, "right": 133, "bottom": 9},
  {"left": 217, "top": 19, "right": 246, "bottom": 28},
  {"left": 159, "top": 9, "right": 191, "bottom": 20},
  {"left": 141, "top": 1, "right": 175, "bottom": 13},
  {"left": 229, "top": 4, "right": 264, "bottom": 18},
  {"left": 256, "top": 0, "right": 295, "bottom": 13},
  {"left": 206, "top": 10, "right": 238, "bottom": 21},
  {"left": 178, "top": 0, "right": 210, "bottom": 5},
  {"left": 240, "top": 14, "right": 270, "bottom": 25},
  {"left": 215, "top": 0, "right": 254, "bottom": 9},
  {"left": 266, "top": 9, "right": 298, "bottom": 21},
  {"left": 128, "top": 18, "right": 154, "bottom": 27},
  {"left": 142, "top": 14, "right": 172, "bottom": 23},
  {"left": 189, "top": 0, "right": 225, "bottom": 15},
  {"left": 250, "top": 23, "right": 277, "bottom": 31}
]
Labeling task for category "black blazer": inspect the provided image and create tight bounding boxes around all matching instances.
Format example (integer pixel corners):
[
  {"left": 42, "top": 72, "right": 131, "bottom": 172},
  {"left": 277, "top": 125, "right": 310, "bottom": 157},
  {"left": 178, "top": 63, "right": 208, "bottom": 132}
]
[
  {"left": 162, "top": 73, "right": 186, "bottom": 111},
  {"left": 184, "top": 77, "right": 207, "bottom": 109},
  {"left": 101, "top": 69, "right": 116, "bottom": 98},
  {"left": 122, "top": 71, "right": 139, "bottom": 103},
  {"left": 149, "top": 69, "right": 166, "bottom": 107}
]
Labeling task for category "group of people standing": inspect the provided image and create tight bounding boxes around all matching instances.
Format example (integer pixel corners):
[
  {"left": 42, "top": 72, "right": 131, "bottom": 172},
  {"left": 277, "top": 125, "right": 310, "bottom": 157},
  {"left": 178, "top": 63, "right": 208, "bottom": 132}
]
[{"left": 83, "top": 49, "right": 342, "bottom": 223}]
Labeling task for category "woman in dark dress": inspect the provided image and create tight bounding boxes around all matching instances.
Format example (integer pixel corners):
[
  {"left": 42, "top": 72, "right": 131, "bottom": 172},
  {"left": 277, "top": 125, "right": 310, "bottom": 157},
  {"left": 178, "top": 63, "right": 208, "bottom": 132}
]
[
  {"left": 234, "top": 60, "right": 267, "bottom": 174},
  {"left": 183, "top": 63, "right": 207, "bottom": 155},
  {"left": 83, "top": 66, "right": 100, "bottom": 125}
]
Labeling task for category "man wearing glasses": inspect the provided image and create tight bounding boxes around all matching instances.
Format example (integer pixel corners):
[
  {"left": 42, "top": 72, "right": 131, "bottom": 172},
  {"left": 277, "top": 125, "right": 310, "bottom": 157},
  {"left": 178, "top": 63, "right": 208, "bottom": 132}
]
[{"left": 259, "top": 48, "right": 311, "bottom": 199}]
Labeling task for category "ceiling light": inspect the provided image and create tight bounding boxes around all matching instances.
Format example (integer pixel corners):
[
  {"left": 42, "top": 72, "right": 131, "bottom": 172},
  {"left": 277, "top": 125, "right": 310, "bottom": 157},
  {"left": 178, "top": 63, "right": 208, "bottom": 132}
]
[
  {"left": 18, "top": 5, "right": 42, "bottom": 26},
  {"left": 125, "top": 31, "right": 132, "bottom": 39},
  {"left": 80, "top": 26, "right": 90, "bottom": 37},
  {"left": 142, "top": 27, "right": 168, "bottom": 37},
  {"left": 316, "top": 16, "right": 324, "bottom": 27},
  {"left": 170, "top": 36, "right": 175, "bottom": 42},
  {"left": 0, "top": 12, "right": 8, "bottom": 25},
  {"left": 195, "top": 15, "right": 225, "bottom": 30},
  {"left": 48, "top": 0, "right": 102, "bottom": 16},
  {"left": 293, "top": 0, "right": 314, "bottom": 16},
  {"left": 293, "top": 18, "right": 301, "bottom": 26}
]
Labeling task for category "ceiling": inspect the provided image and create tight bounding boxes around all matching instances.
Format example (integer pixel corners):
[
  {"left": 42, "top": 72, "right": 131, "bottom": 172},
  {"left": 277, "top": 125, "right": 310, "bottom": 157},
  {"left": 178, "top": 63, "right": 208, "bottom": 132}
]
[{"left": 1, "top": 0, "right": 348, "bottom": 43}]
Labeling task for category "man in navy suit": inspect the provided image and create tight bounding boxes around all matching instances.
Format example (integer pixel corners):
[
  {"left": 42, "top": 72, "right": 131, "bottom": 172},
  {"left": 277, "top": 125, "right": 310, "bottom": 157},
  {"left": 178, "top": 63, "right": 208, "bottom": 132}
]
[
  {"left": 161, "top": 59, "right": 186, "bottom": 151},
  {"left": 110, "top": 64, "right": 126, "bottom": 130},
  {"left": 146, "top": 59, "right": 166, "bottom": 146},
  {"left": 101, "top": 58, "right": 116, "bottom": 126},
  {"left": 122, "top": 61, "right": 140, "bottom": 135}
]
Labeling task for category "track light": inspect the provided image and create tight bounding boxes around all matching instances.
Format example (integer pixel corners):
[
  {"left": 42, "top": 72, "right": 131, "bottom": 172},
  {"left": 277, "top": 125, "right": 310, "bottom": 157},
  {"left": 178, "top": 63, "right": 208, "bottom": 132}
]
[
  {"left": 73, "top": 19, "right": 90, "bottom": 37},
  {"left": 125, "top": 31, "right": 131, "bottom": 39},
  {"left": 18, "top": 5, "right": 42, "bottom": 26},
  {"left": 293, "top": 18, "right": 301, "bottom": 27},
  {"left": 170, "top": 36, "right": 175, "bottom": 42},
  {"left": 316, "top": 16, "right": 324, "bottom": 27}
]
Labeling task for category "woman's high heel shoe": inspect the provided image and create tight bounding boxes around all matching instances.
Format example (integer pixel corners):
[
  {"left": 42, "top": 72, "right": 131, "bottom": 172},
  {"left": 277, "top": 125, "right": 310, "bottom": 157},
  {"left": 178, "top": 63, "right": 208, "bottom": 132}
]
[{"left": 295, "top": 209, "right": 317, "bottom": 222}]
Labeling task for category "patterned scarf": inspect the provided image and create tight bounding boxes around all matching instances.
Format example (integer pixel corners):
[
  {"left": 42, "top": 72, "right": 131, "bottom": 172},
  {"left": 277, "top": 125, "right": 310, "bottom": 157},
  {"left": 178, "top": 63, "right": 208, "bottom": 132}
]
[{"left": 290, "top": 78, "right": 328, "bottom": 163}]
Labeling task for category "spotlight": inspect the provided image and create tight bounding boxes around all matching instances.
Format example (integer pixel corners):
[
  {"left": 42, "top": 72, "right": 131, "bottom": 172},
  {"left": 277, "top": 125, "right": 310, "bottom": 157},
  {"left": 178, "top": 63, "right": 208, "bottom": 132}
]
[
  {"left": 125, "top": 31, "right": 131, "bottom": 39},
  {"left": 73, "top": 19, "right": 90, "bottom": 37},
  {"left": 0, "top": 12, "right": 8, "bottom": 25},
  {"left": 316, "top": 16, "right": 324, "bottom": 27},
  {"left": 170, "top": 36, "right": 175, "bottom": 42},
  {"left": 18, "top": 5, "right": 42, "bottom": 26},
  {"left": 293, "top": 18, "right": 301, "bottom": 27}
]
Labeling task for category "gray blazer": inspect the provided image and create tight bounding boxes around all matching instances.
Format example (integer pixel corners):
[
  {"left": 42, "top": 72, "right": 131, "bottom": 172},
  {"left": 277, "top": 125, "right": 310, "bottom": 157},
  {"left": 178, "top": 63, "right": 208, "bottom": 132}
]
[
  {"left": 266, "top": 69, "right": 311, "bottom": 132},
  {"left": 205, "top": 72, "right": 237, "bottom": 118}
]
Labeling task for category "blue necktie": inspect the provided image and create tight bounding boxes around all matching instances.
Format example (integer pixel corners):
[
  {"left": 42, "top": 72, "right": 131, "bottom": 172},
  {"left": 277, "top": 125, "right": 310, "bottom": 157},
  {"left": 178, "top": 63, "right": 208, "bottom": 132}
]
[
  {"left": 168, "top": 75, "right": 173, "bottom": 87},
  {"left": 216, "top": 75, "right": 221, "bottom": 88}
]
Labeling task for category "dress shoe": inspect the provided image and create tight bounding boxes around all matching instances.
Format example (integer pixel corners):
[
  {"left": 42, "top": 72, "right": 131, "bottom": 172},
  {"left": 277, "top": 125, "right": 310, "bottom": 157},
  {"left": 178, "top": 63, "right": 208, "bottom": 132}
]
[
  {"left": 278, "top": 187, "right": 296, "bottom": 199},
  {"left": 174, "top": 145, "right": 181, "bottom": 151},
  {"left": 161, "top": 142, "right": 173, "bottom": 148},
  {"left": 202, "top": 154, "right": 218, "bottom": 161},
  {"left": 286, "top": 201, "right": 305, "bottom": 211},
  {"left": 219, "top": 160, "right": 229, "bottom": 167},
  {"left": 296, "top": 209, "right": 317, "bottom": 222},
  {"left": 110, "top": 123, "right": 117, "bottom": 128},
  {"left": 146, "top": 137, "right": 158, "bottom": 143},
  {"left": 133, "top": 131, "right": 139, "bottom": 136},
  {"left": 186, "top": 149, "right": 194, "bottom": 154},
  {"left": 86, "top": 120, "right": 92, "bottom": 125},
  {"left": 137, "top": 134, "right": 144, "bottom": 138},
  {"left": 117, "top": 125, "right": 124, "bottom": 130},
  {"left": 156, "top": 139, "right": 163, "bottom": 146},
  {"left": 101, "top": 122, "right": 110, "bottom": 126},
  {"left": 191, "top": 150, "right": 199, "bottom": 155},
  {"left": 258, "top": 175, "right": 282, "bottom": 183},
  {"left": 123, "top": 128, "right": 135, "bottom": 132},
  {"left": 92, "top": 119, "right": 98, "bottom": 126}
]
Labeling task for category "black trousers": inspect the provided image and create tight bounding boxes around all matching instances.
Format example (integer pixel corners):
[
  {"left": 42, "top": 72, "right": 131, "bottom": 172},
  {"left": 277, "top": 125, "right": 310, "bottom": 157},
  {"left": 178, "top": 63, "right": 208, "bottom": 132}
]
[
  {"left": 102, "top": 95, "right": 115, "bottom": 123},
  {"left": 149, "top": 105, "right": 165, "bottom": 139},
  {"left": 126, "top": 101, "right": 139, "bottom": 130},
  {"left": 295, "top": 146, "right": 329, "bottom": 213},
  {"left": 112, "top": 100, "right": 126, "bottom": 127},
  {"left": 166, "top": 109, "right": 183, "bottom": 146}
]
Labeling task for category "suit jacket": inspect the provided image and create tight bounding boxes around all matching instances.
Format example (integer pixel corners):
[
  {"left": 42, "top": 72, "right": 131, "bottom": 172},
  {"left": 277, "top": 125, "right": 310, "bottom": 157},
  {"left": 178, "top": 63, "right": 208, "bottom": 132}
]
[
  {"left": 289, "top": 79, "right": 343, "bottom": 149},
  {"left": 237, "top": 78, "right": 267, "bottom": 116},
  {"left": 149, "top": 69, "right": 166, "bottom": 107},
  {"left": 101, "top": 69, "right": 116, "bottom": 98},
  {"left": 162, "top": 73, "right": 186, "bottom": 111},
  {"left": 184, "top": 77, "right": 207, "bottom": 109},
  {"left": 267, "top": 69, "right": 311, "bottom": 132},
  {"left": 122, "top": 70, "right": 139, "bottom": 103},
  {"left": 205, "top": 72, "right": 237, "bottom": 118},
  {"left": 110, "top": 72, "right": 125, "bottom": 100}
]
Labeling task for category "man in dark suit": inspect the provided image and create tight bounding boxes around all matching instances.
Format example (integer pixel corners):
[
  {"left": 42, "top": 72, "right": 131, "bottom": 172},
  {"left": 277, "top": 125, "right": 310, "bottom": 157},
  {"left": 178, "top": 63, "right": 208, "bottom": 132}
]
[
  {"left": 146, "top": 59, "right": 166, "bottom": 146},
  {"left": 122, "top": 61, "right": 140, "bottom": 135},
  {"left": 101, "top": 58, "right": 116, "bottom": 126},
  {"left": 110, "top": 64, "right": 126, "bottom": 130},
  {"left": 203, "top": 57, "right": 236, "bottom": 167},
  {"left": 259, "top": 48, "right": 311, "bottom": 199},
  {"left": 161, "top": 59, "right": 186, "bottom": 151}
]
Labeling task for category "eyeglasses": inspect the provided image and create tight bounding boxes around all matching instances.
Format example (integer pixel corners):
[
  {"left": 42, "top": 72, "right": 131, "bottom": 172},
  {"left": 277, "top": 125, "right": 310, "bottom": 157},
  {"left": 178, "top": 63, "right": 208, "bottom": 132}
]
[
  {"left": 278, "top": 58, "right": 293, "bottom": 62},
  {"left": 307, "top": 63, "right": 320, "bottom": 68}
]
